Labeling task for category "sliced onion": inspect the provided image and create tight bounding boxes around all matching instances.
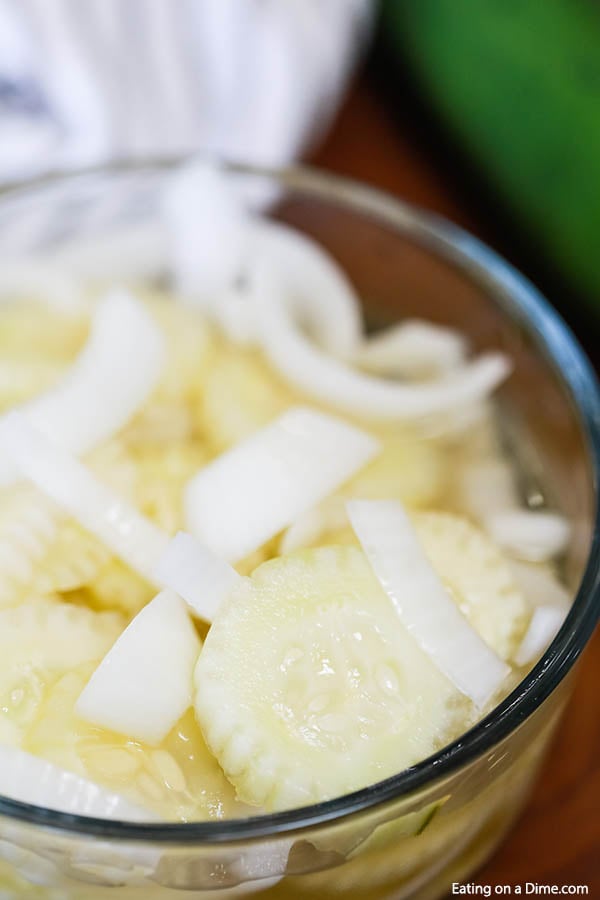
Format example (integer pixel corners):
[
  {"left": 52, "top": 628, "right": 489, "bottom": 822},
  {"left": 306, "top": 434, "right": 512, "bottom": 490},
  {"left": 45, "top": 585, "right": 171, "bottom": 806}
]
[
  {"left": 456, "top": 458, "right": 520, "bottom": 522},
  {"left": 279, "top": 506, "right": 330, "bottom": 555},
  {"left": 0, "top": 412, "right": 170, "bottom": 583},
  {"left": 253, "top": 267, "right": 511, "bottom": 422},
  {"left": 249, "top": 220, "right": 362, "bottom": 357},
  {"left": 206, "top": 219, "right": 364, "bottom": 354},
  {"left": 513, "top": 605, "right": 566, "bottom": 667},
  {"left": 210, "top": 284, "right": 259, "bottom": 347},
  {"left": 355, "top": 320, "right": 467, "bottom": 379},
  {"left": 185, "top": 407, "right": 379, "bottom": 563},
  {"left": 508, "top": 560, "right": 571, "bottom": 609},
  {"left": 77, "top": 590, "right": 200, "bottom": 745},
  {"left": 52, "top": 222, "right": 168, "bottom": 282},
  {"left": 456, "top": 461, "right": 571, "bottom": 564},
  {"left": 154, "top": 531, "right": 243, "bottom": 622},
  {"left": 485, "top": 510, "right": 571, "bottom": 562},
  {"left": 347, "top": 499, "right": 510, "bottom": 708},
  {"left": 0, "top": 289, "right": 165, "bottom": 486},
  {"left": 280, "top": 497, "right": 348, "bottom": 554},
  {"left": 24, "top": 288, "right": 165, "bottom": 449},
  {"left": 0, "top": 746, "right": 157, "bottom": 821},
  {"left": 162, "top": 160, "right": 248, "bottom": 303},
  {"left": 0, "top": 259, "right": 83, "bottom": 312},
  {"left": 415, "top": 400, "right": 491, "bottom": 442},
  {"left": 163, "top": 160, "right": 362, "bottom": 357}
]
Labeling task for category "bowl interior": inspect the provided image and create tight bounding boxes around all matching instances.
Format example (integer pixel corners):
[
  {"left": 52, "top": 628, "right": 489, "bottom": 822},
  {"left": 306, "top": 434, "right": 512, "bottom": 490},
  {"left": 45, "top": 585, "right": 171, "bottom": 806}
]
[
  {"left": 276, "top": 187, "right": 595, "bottom": 592},
  {"left": 0, "top": 161, "right": 597, "bottom": 842}
]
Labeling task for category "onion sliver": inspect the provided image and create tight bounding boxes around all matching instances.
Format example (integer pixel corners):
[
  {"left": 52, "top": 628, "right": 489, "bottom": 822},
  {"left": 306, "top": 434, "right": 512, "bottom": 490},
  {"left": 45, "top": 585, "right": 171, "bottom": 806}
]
[
  {"left": 155, "top": 531, "right": 243, "bottom": 622},
  {"left": 508, "top": 560, "right": 571, "bottom": 609},
  {"left": 210, "top": 284, "right": 259, "bottom": 347},
  {"left": 164, "top": 160, "right": 362, "bottom": 357},
  {"left": 279, "top": 506, "right": 330, "bottom": 556},
  {"left": 77, "top": 590, "right": 200, "bottom": 745},
  {"left": 0, "top": 412, "right": 169, "bottom": 583},
  {"left": 163, "top": 160, "right": 248, "bottom": 302},
  {"left": 0, "top": 746, "right": 157, "bottom": 821},
  {"left": 485, "top": 510, "right": 571, "bottom": 562},
  {"left": 0, "top": 289, "right": 165, "bottom": 486},
  {"left": 456, "top": 459, "right": 520, "bottom": 523},
  {"left": 201, "top": 219, "right": 365, "bottom": 354},
  {"left": 24, "top": 289, "right": 165, "bottom": 451},
  {"left": 253, "top": 268, "right": 510, "bottom": 422},
  {"left": 514, "top": 605, "right": 566, "bottom": 667},
  {"left": 185, "top": 407, "right": 379, "bottom": 562},
  {"left": 280, "top": 497, "right": 348, "bottom": 555},
  {"left": 347, "top": 499, "right": 510, "bottom": 708},
  {"left": 355, "top": 320, "right": 467, "bottom": 378},
  {"left": 250, "top": 220, "right": 362, "bottom": 357}
]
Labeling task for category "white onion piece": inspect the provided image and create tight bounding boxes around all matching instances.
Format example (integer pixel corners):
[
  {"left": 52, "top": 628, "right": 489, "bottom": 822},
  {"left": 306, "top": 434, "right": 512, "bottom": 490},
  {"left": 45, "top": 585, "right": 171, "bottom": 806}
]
[
  {"left": 514, "top": 605, "right": 566, "bottom": 667},
  {"left": 508, "top": 560, "right": 571, "bottom": 609},
  {"left": 0, "top": 412, "right": 170, "bottom": 583},
  {"left": 347, "top": 499, "right": 510, "bottom": 708},
  {"left": 211, "top": 284, "right": 259, "bottom": 347},
  {"left": 163, "top": 160, "right": 248, "bottom": 303},
  {"left": 210, "top": 219, "right": 365, "bottom": 354},
  {"left": 23, "top": 289, "right": 165, "bottom": 451},
  {"left": 154, "top": 531, "right": 243, "bottom": 622},
  {"left": 185, "top": 407, "right": 379, "bottom": 562},
  {"left": 164, "top": 160, "right": 362, "bottom": 357},
  {"left": 280, "top": 497, "right": 348, "bottom": 554},
  {"left": 0, "top": 746, "right": 157, "bottom": 821},
  {"left": 355, "top": 320, "right": 467, "bottom": 378},
  {"left": 418, "top": 400, "right": 491, "bottom": 442},
  {"left": 456, "top": 458, "right": 520, "bottom": 522},
  {"left": 485, "top": 510, "right": 571, "bottom": 562},
  {"left": 279, "top": 506, "right": 329, "bottom": 556},
  {"left": 77, "top": 590, "right": 200, "bottom": 745},
  {"left": 0, "top": 289, "right": 165, "bottom": 486},
  {"left": 52, "top": 222, "right": 168, "bottom": 282},
  {"left": 253, "top": 267, "right": 511, "bottom": 422},
  {"left": 249, "top": 220, "right": 362, "bottom": 357},
  {"left": 0, "top": 259, "right": 83, "bottom": 312}
]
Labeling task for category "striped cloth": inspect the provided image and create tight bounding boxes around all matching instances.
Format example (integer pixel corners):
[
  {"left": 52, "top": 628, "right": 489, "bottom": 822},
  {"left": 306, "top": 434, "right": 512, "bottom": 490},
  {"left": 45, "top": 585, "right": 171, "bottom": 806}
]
[{"left": 0, "top": 0, "right": 373, "bottom": 182}]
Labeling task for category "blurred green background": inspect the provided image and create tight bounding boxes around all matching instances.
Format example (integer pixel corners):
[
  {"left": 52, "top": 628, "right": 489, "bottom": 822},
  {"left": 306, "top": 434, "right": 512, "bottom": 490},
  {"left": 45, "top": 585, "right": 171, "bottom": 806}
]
[{"left": 379, "top": 0, "right": 600, "bottom": 313}]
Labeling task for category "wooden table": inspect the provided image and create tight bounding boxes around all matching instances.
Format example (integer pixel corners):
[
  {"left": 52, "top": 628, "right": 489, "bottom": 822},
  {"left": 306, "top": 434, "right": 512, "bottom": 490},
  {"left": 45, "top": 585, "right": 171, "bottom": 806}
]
[{"left": 314, "top": 78, "right": 600, "bottom": 896}]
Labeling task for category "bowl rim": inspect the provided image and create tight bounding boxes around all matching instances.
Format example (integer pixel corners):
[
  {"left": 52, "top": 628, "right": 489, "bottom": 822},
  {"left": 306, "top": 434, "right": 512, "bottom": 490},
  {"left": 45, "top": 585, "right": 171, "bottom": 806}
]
[{"left": 0, "top": 158, "right": 598, "bottom": 844}]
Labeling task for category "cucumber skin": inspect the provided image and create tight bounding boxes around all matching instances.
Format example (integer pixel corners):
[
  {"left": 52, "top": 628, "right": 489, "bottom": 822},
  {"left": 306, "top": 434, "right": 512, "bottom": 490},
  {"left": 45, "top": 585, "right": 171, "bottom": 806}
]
[{"left": 380, "top": 0, "right": 600, "bottom": 303}]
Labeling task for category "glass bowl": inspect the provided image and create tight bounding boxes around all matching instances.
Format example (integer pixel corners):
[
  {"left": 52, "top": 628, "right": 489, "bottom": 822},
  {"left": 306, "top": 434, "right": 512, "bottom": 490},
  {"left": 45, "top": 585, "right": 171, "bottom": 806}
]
[{"left": 0, "top": 161, "right": 598, "bottom": 900}]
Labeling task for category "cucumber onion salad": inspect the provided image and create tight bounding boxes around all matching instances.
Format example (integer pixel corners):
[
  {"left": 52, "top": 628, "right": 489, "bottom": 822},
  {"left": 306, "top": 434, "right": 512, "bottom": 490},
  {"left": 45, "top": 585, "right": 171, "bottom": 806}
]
[{"left": 0, "top": 161, "right": 571, "bottom": 822}]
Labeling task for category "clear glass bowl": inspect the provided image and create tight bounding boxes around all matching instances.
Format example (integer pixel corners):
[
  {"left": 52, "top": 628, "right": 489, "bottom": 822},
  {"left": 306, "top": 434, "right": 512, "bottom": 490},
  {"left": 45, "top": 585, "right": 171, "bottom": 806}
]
[{"left": 0, "top": 162, "right": 598, "bottom": 900}]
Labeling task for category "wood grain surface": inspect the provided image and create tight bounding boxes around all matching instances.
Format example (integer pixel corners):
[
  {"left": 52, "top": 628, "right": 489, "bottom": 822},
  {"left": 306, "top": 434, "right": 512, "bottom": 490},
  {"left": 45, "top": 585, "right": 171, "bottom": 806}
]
[{"left": 313, "top": 78, "right": 600, "bottom": 896}]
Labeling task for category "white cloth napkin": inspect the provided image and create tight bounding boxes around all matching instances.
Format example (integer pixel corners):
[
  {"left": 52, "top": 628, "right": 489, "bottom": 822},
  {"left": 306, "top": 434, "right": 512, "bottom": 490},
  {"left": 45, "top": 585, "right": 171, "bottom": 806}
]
[{"left": 0, "top": 0, "right": 373, "bottom": 182}]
